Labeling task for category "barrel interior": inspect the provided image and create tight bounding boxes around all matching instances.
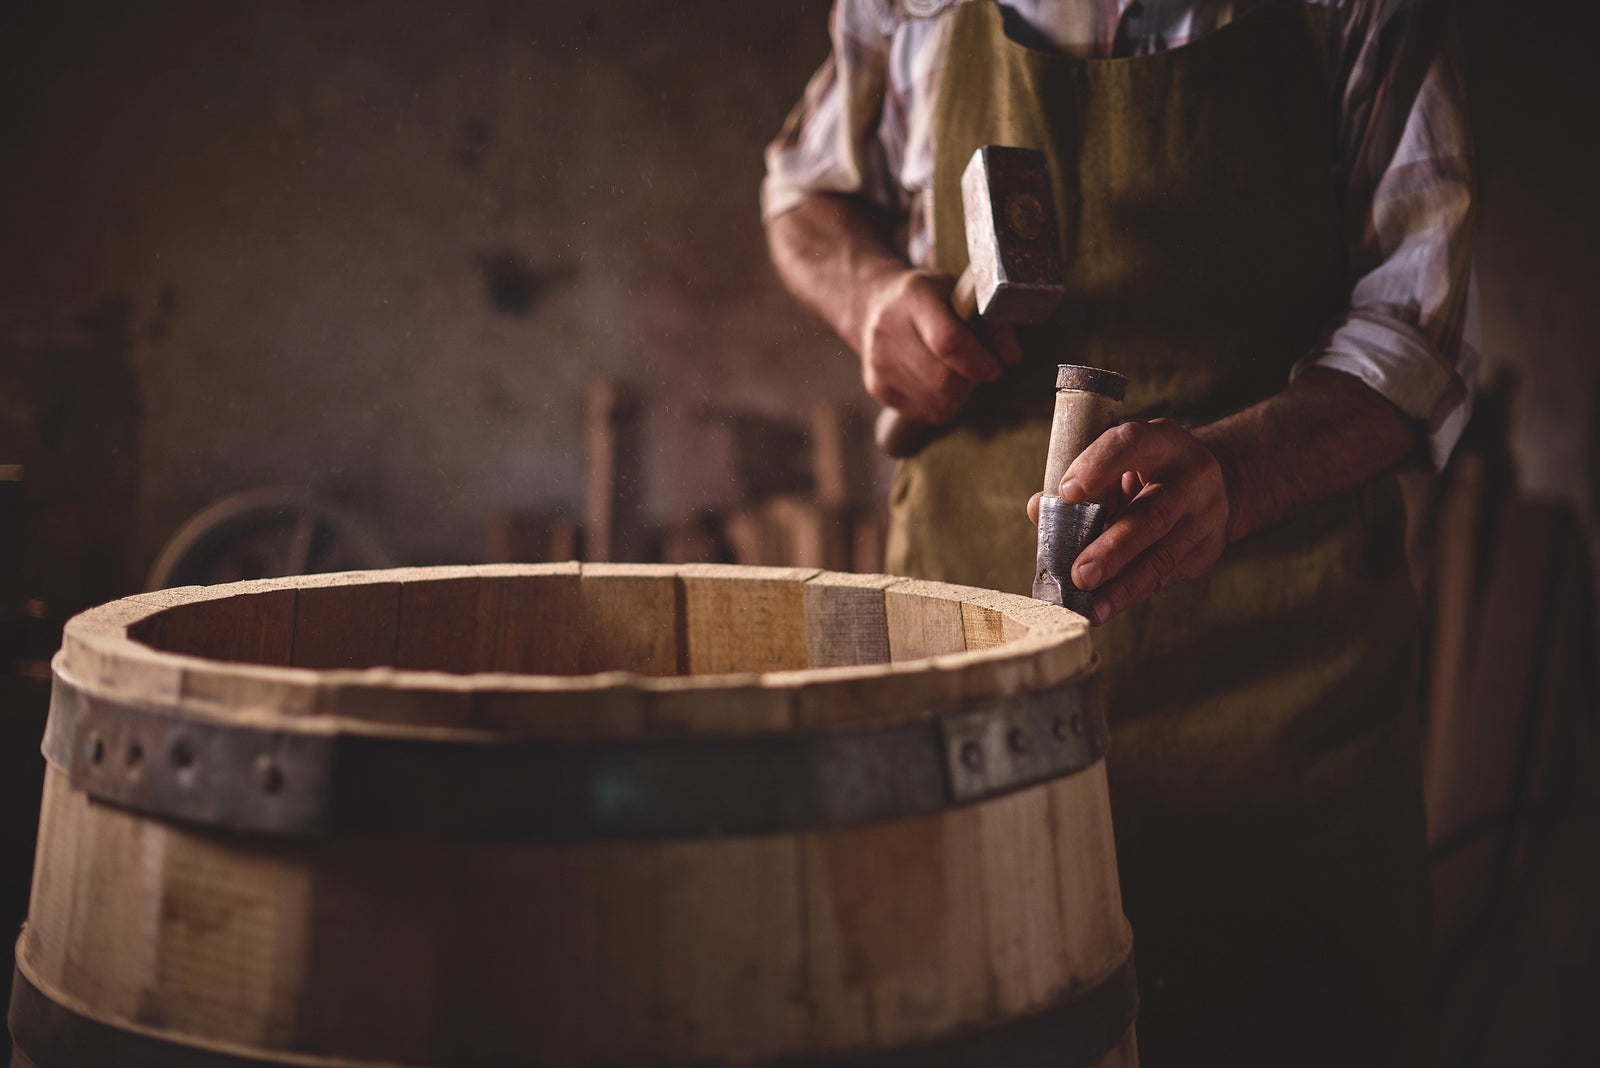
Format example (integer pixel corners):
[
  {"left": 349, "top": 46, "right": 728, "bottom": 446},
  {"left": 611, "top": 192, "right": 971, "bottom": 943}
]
[{"left": 124, "top": 565, "right": 1013, "bottom": 679}]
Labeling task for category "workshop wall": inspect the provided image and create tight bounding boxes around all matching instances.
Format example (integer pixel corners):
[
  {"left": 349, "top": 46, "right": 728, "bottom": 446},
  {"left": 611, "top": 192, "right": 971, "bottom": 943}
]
[
  {"left": 1418, "top": 5, "right": 1600, "bottom": 1064},
  {"left": 0, "top": 0, "right": 851, "bottom": 587},
  {"left": 1467, "top": 4, "right": 1600, "bottom": 537}
]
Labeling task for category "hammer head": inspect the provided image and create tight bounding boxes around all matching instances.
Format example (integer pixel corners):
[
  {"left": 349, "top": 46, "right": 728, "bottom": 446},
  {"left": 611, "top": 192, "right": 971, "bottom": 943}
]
[{"left": 961, "top": 146, "right": 1065, "bottom": 323}]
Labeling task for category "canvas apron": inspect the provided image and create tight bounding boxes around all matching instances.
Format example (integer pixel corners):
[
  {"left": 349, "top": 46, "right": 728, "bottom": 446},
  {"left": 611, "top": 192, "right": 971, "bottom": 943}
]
[{"left": 888, "top": 2, "right": 1431, "bottom": 1063}]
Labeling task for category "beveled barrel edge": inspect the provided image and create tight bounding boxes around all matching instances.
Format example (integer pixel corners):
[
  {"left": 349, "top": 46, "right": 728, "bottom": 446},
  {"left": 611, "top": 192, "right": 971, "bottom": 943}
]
[{"left": 61, "top": 564, "right": 1092, "bottom": 735}]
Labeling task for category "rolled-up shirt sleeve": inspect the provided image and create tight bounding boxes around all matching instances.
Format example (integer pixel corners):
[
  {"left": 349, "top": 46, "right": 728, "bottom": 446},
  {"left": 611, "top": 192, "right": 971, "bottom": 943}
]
[
  {"left": 1297, "top": 1, "right": 1477, "bottom": 469},
  {"left": 761, "top": 0, "right": 907, "bottom": 223}
]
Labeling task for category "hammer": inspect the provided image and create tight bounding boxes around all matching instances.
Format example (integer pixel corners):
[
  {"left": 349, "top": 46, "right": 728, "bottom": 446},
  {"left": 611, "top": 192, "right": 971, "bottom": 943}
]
[{"left": 874, "top": 145, "right": 1067, "bottom": 458}]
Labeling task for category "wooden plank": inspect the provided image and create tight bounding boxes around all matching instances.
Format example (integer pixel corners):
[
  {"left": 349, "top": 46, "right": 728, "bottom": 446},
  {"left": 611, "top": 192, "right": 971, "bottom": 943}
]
[
  {"left": 23, "top": 770, "right": 318, "bottom": 1050},
  {"left": 579, "top": 563, "right": 683, "bottom": 676},
  {"left": 224, "top": 589, "right": 298, "bottom": 666},
  {"left": 804, "top": 808, "right": 990, "bottom": 1049},
  {"left": 482, "top": 564, "right": 583, "bottom": 675},
  {"left": 292, "top": 838, "right": 662, "bottom": 1064},
  {"left": 791, "top": 660, "right": 967, "bottom": 729},
  {"left": 470, "top": 679, "right": 647, "bottom": 739},
  {"left": 960, "top": 602, "right": 1008, "bottom": 651},
  {"left": 178, "top": 662, "right": 322, "bottom": 718},
  {"left": 291, "top": 839, "right": 452, "bottom": 1059},
  {"left": 26, "top": 769, "right": 164, "bottom": 1026},
  {"left": 68, "top": 633, "right": 185, "bottom": 706},
  {"left": 424, "top": 841, "right": 662, "bottom": 1064},
  {"left": 319, "top": 677, "right": 475, "bottom": 728},
  {"left": 1048, "top": 761, "right": 1131, "bottom": 990},
  {"left": 883, "top": 580, "right": 968, "bottom": 662},
  {"left": 396, "top": 573, "right": 481, "bottom": 674},
  {"left": 657, "top": 836, "right": 807, "bottom": 1062},
  {"left": 976, "top": 784, "right": 1066, "bottom": 1014},
  {"left": 61, "top": 597, "right": 178, "bottom": 695},
  {"left": 143, "top": 825, "right": 313, "bottom": 1046},
  {"left": 646, "top": 677, "right": 794, "bottom": 734},
  {"left": 678, "top": 565, "right": 816, "bottom": 675},
  {"left": 290, "top": 575, "right": 401, "bottom": 670},
  {"left": 554, "top": 844, "right": 661, "bottom": 1063},
  {"left": 996, "top": 597, "right": 1095, "bottom": 689},
  {"left": 132, "top": 578, "right": 299, "bottom": 661},
  {"left": 796, "top": 828, "right": 870, "bottom": 1051},
  {"left": 803, "top": 572, "right": 895, "bottom": 668},
  {"left": 127, "top": 585, "right": 297, "bottom": 667},
  {"left": 17, "top": 769, "right": 83, "bottom": 992}
]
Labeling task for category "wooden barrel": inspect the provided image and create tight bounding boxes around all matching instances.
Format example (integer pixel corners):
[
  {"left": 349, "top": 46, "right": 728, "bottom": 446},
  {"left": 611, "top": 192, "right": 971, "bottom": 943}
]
[{"left": 7, "top": 563, "right": 1137, "bottom": 1067}]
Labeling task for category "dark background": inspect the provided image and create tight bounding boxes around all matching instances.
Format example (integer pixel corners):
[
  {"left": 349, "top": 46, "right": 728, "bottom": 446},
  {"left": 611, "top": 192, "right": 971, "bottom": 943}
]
[{"left": 2, "top": 1, "right": 1597, "bottom": 1065}]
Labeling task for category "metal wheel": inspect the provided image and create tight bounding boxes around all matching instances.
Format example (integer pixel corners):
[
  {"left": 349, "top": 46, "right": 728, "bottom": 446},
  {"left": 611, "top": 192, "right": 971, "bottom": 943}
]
[{"left": 145, "top": 487, "right": 391, "bottom": 591}]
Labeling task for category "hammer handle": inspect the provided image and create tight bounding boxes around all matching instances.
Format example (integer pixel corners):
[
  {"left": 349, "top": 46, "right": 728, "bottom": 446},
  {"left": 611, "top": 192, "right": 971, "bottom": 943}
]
[{"left": 873, "top": 269, "right": 979, "bottom": 458}]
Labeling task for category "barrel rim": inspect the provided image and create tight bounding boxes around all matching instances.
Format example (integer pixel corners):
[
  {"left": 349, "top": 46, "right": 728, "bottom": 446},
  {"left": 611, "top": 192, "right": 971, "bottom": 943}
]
[{"left": 62, "top": 564, "right": 1091, "bottom": 737}]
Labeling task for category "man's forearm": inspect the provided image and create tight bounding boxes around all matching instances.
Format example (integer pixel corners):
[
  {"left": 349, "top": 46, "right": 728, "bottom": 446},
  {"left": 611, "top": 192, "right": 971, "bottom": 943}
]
[
  {"left": 765, "top": 195, "right": 907, "bottom": 354},
  {"left": 1196, "top": 368, "right": 1418, "bottom": 545}
]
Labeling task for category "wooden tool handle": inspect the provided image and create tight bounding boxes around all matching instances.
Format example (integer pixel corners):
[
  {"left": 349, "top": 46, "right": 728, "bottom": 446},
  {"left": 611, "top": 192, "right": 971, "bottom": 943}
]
[
  {"left": 874, "top": 268, "right": 979, "bottom": 458},
  {"left": 1040, "top": 366, "right": 1127, "bottom": 498},
  {"left": 948, "top": 269, "right": 978, "bottom": 323}
]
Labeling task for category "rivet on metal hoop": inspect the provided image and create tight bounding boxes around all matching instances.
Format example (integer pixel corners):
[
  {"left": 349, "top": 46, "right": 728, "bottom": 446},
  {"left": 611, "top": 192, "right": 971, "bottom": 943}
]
[{"left": 254, "top": 754, "right": 284, "bottom": 794}]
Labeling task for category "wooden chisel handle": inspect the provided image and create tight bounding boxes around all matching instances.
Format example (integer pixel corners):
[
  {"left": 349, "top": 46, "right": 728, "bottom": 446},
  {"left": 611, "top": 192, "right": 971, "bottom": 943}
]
[
  {"left": 1041, "top": 366, "right": 1126, "bottom": 499},
  {"left": 873, "top": 270, "right": 979, "bottom": 458},
  {"left": 1032, "top": 365, "right": 1128, "bottom": 611}
]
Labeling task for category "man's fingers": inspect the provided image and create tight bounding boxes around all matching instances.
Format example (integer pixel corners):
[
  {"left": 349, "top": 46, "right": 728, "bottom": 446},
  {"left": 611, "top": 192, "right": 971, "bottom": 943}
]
[
  {"left": 1120, "top": 470, "right": 1142, "bottom": 504},
  {"left": 1060, "top": 422, "right": 1189, "bottom": 504},
  {"left": 1071, "top": 484, "right": 1180, "bottom": 592},
  {"left": 865, "top": 346, "right": 969, "bottom": 425},
  {"left": 859, "top": 270, "right": 1024, "bottom": 429},
  {"left": 987, "top": 322, "right": 1024, "bottom": 367},
  {"left": 1027, "top": 491, "right": 1042, "bottom": 526},
  {"left": 912, "top": 298, "right": 1003, "bottom": 386},
  {"left": 1087, "top": 519, "right": 1217, "bottom": 624},
  {"left": 898, "top": 349, "right": 972, "bottom": 424}
]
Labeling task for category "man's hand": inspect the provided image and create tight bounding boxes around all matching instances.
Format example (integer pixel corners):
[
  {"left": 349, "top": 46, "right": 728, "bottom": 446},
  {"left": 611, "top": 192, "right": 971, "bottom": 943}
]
[
  {"left": 1028, "top": 420, "right": 1230, "bottom": 625},
  {"left": 858, "top": 269, "right": 1021, "bottom": 426},
  {"left": 764, "top": 196, "right": 1019, "bottom": 428},
  {"left": 1025, "top": 368, "right": 1418, "bottom": 625}
]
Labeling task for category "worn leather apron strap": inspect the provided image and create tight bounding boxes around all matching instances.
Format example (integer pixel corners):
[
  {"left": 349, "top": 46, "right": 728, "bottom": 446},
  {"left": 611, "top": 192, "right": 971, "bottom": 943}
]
[{"left": 889, "top": 3, "right": 1431, "bottom": 1064}]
